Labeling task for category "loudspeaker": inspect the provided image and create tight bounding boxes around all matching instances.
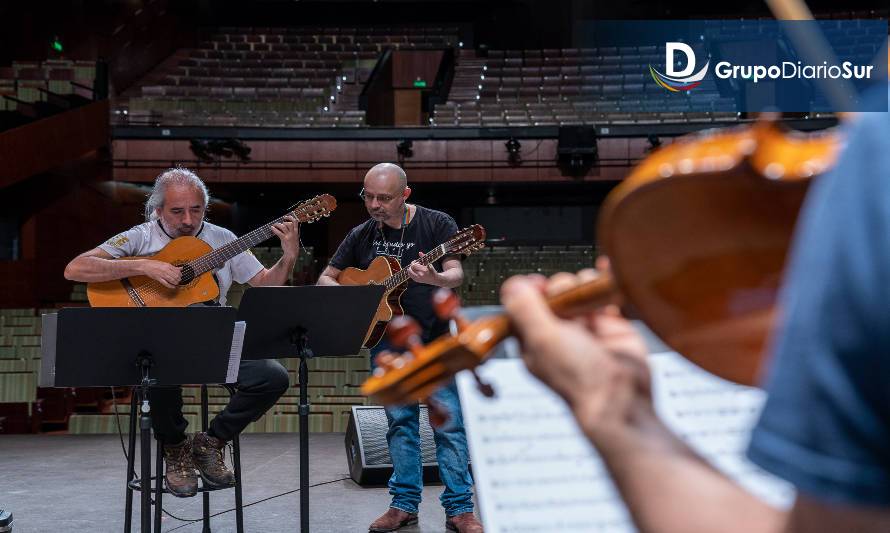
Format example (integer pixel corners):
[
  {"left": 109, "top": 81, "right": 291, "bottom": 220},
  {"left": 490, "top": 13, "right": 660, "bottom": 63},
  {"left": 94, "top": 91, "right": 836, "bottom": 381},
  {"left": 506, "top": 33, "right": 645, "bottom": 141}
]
[
  {"left": 557, "top": 125, "right": 598, "bottom": 176},
  {"left": 557, "top": 125, "right": 597, "bottom": 157},
  {"left": 345, "top": 405, "right": 442, "bottom": 486}
]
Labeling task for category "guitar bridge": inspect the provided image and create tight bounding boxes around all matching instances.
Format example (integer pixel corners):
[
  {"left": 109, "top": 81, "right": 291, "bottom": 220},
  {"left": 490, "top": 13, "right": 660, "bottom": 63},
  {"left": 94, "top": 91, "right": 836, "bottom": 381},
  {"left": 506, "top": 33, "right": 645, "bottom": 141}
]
[{"left": 121, "top": 278, "right": 146, "bottom": 307}]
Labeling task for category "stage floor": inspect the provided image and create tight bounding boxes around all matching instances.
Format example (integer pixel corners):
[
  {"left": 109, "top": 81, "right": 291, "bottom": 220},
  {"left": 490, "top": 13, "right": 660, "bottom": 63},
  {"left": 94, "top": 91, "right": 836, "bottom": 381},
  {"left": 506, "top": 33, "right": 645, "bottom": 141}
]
[{"left": 0, "top": 433, "right": 477, "bottom": 532}]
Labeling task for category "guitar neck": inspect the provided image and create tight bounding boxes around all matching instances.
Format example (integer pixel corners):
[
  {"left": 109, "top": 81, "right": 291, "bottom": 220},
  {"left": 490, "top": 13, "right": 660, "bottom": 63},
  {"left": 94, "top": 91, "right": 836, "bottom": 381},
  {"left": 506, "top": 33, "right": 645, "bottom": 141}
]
[
  {"left": 383, "top": 244, "right": 446, "bottom": 291},
  {"left": 188, "top": 213, "right": 295, "bottom": 276}
]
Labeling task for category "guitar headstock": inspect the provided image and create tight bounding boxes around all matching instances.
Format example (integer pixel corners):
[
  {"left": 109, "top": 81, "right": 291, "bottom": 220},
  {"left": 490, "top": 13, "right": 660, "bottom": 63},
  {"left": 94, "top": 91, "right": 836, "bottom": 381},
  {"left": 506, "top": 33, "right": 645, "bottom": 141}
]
[
  {"left": 444, "top": 224, "right": 486, "bottom": 256},
  {"left": 291, "top": 194, "right": 337, "bottom": 223}
]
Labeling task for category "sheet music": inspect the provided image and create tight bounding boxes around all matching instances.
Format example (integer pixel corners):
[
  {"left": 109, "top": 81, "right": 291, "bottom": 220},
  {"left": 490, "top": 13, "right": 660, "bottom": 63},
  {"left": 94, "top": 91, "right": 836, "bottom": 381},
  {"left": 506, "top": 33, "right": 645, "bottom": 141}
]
[
  {"left": 456, "top": 352, "right": 795, "bottom": 533},
  {"left": 226, "top": 321, "right": 246, "bottom": 383}
]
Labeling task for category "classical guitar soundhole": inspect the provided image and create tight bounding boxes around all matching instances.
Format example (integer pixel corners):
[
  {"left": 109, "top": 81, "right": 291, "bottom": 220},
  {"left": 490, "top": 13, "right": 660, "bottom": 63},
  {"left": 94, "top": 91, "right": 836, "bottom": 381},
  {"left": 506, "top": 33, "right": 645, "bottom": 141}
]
[{"left": 179, "top": 264, "right": 196, "bottom": 285}]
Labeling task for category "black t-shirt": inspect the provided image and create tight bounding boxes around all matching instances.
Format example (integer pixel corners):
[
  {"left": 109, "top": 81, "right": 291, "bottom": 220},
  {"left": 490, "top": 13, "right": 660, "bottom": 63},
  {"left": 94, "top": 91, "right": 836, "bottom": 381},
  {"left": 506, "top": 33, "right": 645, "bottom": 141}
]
[{"left": 328, "top": 205, "right": 460, "bottom": 341}]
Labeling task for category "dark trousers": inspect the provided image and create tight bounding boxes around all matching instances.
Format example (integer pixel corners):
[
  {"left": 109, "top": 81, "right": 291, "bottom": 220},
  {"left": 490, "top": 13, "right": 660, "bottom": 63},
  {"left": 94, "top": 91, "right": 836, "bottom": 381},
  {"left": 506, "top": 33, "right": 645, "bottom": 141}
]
[{"left": 150, "top": 359, "right": 290, "bottom": 444}]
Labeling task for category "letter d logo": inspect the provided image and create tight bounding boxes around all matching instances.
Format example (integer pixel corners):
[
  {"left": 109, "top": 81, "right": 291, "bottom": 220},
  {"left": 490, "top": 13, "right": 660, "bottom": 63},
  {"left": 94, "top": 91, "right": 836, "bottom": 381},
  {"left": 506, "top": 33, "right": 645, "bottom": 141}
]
[
  {"left": 649, "top": 42, "right": 709, "bottom": 92},
  {"left": 666, "top": 42, "right": 696, "bottom": 77}
]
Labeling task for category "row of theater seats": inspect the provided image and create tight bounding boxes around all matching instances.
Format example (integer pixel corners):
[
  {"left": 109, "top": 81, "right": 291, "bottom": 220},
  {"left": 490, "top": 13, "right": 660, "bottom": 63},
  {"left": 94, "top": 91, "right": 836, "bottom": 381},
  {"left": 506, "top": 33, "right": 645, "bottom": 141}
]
[
  {"left": 433, "top": 101, "right": 739, "bottom": 127},
  {"left": 436, "top": 46, "right": 739, "bottom": 126},
  {"left": 0, "top": 59, "right": 96, "bottom": 131},
  {"left": 117, "top": 108, "right": 366, "bottom": 128},
  {"left": 68, "top": 357, "right": 373, "bottom": 434},
  {"left": 0, "top": 59, "right": 96, "bottom": 110},
  {"left": 210, "top": 25, "right": 461, "bottom": 38},
  {"left": 458, "top": 245, "right": 596, "bottom": 306},
  {"left": 118, "top": 26, "right": 459, "bottom": 128},
  {"left": 0, "top": 309, "right": 44, "bottom": 434}
]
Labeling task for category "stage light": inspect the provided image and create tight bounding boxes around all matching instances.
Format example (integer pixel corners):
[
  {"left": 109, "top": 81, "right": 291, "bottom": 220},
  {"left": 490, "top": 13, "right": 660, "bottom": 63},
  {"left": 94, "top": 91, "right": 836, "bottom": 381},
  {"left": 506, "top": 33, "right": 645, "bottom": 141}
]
[
  {"left": 646, "top": 134, "right": 662, "bottom": 152},
  {"left": 189, "top": 139, "right": 252, "bottom": 163},
  {"left": 396, "top": 139, "right": 413, "bottom": 159},
  {"left": 505, "top": 137, "right": 521, "bottom": 166},
  {"left": 485, "top": 185, "right": 497, "bottom": 205}
]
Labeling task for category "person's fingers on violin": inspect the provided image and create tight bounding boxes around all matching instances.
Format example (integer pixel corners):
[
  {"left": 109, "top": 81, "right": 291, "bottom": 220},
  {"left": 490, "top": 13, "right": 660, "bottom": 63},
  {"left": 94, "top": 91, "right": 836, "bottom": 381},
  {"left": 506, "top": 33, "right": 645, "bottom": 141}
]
[
  {"left": 501, "top": 275, "right": 562, "bottom": 356},
  {"left": 577, "top": 268, "right": 598, "bottom": 282},
  {"left": 503, "top": 275, "right": 618, "bottom": 410},
  {"left": 544, "top": 271, "right": 583, "bottom": 297},
  {"left": 522, "top": 273, "right": 548, "bottom": 292},
  {"left": 544, "top": 270, "right": 602, "bottom": 326},
  {"left": 595, "top": 255, "right": 611, "bottom": 274}
]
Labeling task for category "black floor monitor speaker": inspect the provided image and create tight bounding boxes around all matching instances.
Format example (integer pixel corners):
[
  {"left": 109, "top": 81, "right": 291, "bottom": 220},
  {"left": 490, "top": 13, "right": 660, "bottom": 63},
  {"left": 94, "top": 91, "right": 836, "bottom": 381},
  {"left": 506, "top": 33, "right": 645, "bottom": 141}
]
[{"left": 345, "top": 405, "right": 442, "bottom": 486}]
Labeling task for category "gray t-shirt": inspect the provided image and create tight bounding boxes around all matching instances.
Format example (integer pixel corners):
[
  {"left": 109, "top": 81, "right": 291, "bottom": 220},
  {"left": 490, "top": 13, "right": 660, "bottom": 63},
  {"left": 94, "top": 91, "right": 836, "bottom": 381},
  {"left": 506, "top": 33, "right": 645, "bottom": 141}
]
[{"left": 98, "top": 220, "right": 263, "bottom": 305}]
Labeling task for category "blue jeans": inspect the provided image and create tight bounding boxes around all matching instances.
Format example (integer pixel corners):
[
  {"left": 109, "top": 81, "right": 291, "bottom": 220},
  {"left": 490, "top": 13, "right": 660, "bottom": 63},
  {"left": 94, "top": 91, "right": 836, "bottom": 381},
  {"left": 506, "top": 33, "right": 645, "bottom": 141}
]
[{"left": 371, "top": 345, "right": 475, "bottom": 516}]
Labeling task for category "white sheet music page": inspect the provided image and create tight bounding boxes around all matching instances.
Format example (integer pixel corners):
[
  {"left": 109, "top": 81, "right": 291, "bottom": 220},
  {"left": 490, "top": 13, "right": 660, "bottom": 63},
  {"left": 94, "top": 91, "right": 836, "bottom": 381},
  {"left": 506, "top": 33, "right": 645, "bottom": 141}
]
[
  {"left": 456, "top": 352, "right": 794, "bottom": 533},
  {"left": 226, "top": 321, "right": 246, "bottom": 383}
]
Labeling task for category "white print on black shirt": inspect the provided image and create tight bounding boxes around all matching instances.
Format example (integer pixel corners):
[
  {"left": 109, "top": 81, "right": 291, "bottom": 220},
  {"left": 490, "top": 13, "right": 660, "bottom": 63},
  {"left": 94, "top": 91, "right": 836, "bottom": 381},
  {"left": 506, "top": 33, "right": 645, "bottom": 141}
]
[{"left": 374, "top": 239, "right": 416, "bottom": 262}]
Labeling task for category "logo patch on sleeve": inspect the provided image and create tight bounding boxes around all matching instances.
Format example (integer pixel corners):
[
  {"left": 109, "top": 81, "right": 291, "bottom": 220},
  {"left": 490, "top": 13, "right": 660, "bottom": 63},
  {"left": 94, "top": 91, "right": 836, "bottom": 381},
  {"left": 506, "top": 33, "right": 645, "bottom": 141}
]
[{"left": 106, "top": 234, "right": 130, "bottom": 248}]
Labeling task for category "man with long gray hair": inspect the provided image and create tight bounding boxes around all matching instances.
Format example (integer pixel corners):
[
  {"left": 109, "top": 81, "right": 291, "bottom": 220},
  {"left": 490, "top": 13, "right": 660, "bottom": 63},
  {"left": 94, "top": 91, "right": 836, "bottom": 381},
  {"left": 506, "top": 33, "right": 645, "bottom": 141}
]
[{"left": 65, "top": 166, "right": 297, "bottom": 497}]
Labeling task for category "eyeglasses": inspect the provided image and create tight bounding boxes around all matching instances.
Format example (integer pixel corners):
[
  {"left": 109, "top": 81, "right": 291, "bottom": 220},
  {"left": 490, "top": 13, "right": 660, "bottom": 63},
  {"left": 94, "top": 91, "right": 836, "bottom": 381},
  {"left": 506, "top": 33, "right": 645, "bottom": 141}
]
[{"left": 358, "top": 188, "right": 398, "bottom": 203}]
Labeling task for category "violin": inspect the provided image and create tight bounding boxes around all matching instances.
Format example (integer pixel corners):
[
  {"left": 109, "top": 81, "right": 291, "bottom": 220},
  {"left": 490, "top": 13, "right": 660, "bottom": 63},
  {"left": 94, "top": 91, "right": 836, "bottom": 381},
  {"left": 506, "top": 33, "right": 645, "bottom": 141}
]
[{"left": 362, "top": 119, "right": 841, "bottom": 405}]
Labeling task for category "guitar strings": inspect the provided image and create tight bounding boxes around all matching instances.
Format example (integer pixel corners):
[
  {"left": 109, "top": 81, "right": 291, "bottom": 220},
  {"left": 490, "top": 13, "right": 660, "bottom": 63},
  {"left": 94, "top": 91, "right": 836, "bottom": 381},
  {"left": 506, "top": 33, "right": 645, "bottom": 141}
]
[{"left": 131, "top": 197, "right": 328, "bottom": 304}]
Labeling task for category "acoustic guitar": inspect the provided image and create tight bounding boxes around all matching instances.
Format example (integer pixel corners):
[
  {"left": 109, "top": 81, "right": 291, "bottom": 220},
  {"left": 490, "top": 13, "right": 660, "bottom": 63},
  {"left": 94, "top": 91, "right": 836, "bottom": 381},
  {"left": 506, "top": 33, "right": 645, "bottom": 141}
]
[
  {"left": 87, "top": 194, "right": 337, "bottom": 307},
  {"left": 337, "top": 224, "right": 486, "bottom": 348}
]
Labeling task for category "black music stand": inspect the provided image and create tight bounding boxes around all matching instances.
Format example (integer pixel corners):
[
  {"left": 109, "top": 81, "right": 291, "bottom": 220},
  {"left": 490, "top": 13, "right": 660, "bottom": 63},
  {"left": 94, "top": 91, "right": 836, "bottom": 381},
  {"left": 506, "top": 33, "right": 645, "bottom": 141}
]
[
  {"left": 40, "top": 307, "right": 239, "bottom": 533},
  {"left": 237, "top": 285, "right": 384, "bottom": 533}
]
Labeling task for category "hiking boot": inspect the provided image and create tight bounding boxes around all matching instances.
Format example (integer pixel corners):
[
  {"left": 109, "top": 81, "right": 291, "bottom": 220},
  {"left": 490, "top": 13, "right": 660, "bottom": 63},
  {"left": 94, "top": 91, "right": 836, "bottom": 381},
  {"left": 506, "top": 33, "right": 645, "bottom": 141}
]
[
  {"left": 192, "top": 431, "right": 235, "bottom": 488},
  {"left": 163, "top": 438, "right": 198, "bottom": 498},
  {"left": 368, "top": 507, "right": 418, "bottom": 532}
]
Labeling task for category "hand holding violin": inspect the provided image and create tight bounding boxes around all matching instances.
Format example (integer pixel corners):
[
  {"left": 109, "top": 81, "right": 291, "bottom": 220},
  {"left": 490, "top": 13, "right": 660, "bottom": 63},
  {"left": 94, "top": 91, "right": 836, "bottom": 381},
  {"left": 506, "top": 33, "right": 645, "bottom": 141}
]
[{"left": 500, "top": 269, "right": 652, "bottom": 439}]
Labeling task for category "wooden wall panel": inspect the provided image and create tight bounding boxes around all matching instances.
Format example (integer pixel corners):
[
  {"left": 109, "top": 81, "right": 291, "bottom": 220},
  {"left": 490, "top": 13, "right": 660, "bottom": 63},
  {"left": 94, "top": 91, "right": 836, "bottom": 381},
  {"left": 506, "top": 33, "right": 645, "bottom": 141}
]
[
  {"left": 393, "top": 90, "right": 422, "bottom": 126},
  {"left": 112, "top": 138, "right": 641, "bottom": 184},
  {"left": 0, "top": 100, "right": 109, "bottom": 189},
  {"left": 391, "top": 51, "right": 444, "bottom": 89},
  {"left": 445, "top": 140, "right": 493, "bottom": 182},
  {"left": 355, "top": 141, "right": 399, "bottom": 167}
]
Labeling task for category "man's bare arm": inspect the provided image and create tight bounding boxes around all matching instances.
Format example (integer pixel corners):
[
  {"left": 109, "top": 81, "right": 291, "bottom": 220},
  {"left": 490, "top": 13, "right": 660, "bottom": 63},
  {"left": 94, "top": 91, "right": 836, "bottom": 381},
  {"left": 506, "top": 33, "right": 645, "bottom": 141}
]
[
  {"left": 316, "top": 265, "right": 342, "bottom": 286},
  {"left": 64, "top": 248, "right": 181, "bottom": 288},
  {"left": 405, "top": 256, "right": 463, "bottom": 288}
]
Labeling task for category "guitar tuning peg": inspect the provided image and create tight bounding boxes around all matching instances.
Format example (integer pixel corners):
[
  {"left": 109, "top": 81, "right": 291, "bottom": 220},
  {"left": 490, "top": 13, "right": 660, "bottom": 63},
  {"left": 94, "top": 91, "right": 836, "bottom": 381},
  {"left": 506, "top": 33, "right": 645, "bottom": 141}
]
[
  {"left": 432, "top": 289, "right": 461, "bottom": 320},
  {"left": 432, "top": 289, "right": 470, "bottom": 331},
  {"left": 386, "top": 315, "right": 423, "bottom": 351}
]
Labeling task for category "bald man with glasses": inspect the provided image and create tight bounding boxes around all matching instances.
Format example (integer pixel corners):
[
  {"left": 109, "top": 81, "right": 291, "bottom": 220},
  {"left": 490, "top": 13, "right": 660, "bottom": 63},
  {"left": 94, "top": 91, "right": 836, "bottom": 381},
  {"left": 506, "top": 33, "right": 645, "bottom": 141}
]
[{"left": 318, "top": 163, "right": 482, "bottom": 533}]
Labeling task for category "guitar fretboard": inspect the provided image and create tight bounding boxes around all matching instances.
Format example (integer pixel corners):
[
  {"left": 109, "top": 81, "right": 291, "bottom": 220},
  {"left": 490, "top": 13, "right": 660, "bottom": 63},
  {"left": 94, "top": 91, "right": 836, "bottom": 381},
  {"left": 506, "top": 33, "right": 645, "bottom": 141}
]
[
  {"left": 383, "top": 244, "right": 447, "bottom": 291},
  {"left": 187, "top": 206, "right": 311, "bottom": 276}
]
